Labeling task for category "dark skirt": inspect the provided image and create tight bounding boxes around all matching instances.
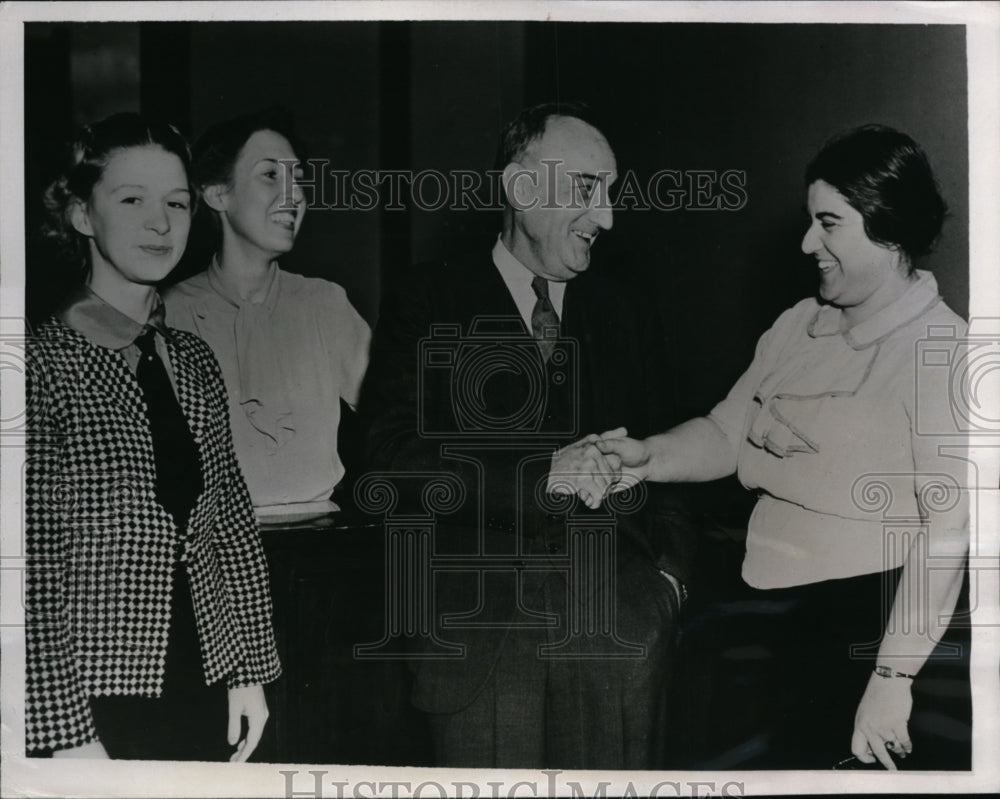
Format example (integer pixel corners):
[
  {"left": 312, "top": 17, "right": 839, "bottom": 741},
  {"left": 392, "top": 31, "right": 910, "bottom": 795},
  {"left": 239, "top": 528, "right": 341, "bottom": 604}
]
[
  {"left": 740, "top": 567, "right": 902, "bottom": 769},
  {"left": 90, "top": 566, "right": 230, "bottom": 761}
]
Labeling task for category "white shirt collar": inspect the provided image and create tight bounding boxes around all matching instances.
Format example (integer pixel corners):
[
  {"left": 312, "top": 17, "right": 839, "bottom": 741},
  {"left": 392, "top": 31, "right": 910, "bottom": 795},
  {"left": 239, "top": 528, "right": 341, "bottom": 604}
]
[{"left": 491, "top": 235, "right": 566, "bottom": 330}]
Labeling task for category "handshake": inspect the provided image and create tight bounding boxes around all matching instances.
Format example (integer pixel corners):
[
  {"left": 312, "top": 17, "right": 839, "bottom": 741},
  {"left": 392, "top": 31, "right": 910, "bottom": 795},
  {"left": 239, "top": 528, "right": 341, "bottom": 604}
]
[{"left": 546, "top": 427, "right": 650, "bottom": 509}]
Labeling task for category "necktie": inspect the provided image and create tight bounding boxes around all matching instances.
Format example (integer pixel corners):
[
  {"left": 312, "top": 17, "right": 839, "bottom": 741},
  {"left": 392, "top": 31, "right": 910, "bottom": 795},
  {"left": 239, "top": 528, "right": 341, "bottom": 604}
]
[
  {"left": 531, "top": 276, "right": 560, "bottom": 363},
  {"left": 135, "top": 330, "right": 204, "bottom": 530}
]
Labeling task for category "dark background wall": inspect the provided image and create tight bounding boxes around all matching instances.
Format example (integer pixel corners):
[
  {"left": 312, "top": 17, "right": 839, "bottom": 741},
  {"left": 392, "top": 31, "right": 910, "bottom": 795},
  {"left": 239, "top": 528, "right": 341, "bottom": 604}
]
[{"left": 25, "top": 21, "right": 967, "bottom": 418}]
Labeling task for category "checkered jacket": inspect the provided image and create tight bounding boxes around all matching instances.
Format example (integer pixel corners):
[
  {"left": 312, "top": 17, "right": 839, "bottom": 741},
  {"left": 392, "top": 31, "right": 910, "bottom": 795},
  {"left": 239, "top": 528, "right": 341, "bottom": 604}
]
[{"left": 25, "top": 318, "right": 281, "bottom": 753}]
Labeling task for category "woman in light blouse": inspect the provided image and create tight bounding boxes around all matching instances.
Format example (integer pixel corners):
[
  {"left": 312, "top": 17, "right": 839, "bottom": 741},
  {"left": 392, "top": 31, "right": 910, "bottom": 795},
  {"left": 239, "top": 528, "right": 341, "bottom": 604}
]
[
  {"left": 597, "top": 125, "right": 968, "bottom": 769},
  {"left": 165, "top": 108, "right": 371, "bottom": 519}
]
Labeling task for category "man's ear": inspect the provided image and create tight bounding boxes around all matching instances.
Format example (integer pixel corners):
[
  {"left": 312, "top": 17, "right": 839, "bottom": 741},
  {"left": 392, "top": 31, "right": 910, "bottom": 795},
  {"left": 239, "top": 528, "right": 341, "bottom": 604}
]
[
  {"left": 202, "top": 183, "right": 229, "bottom": 213},
  {"left": 502, "top": 161, "right": 537, "bottom": 212},
  {"left": 68, "top": 199, "right": 93, "bottom": 238}
]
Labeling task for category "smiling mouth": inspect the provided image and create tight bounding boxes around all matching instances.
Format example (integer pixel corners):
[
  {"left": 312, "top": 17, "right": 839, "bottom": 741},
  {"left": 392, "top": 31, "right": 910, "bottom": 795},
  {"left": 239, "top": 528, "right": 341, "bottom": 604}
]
[
  {"left": 139, "top": 245, "right": 172, "bottom": 255},
  {"left": 271, "top": 211, "right": 297, "bottom": 229},
  {"left": 572, "top": 230, "right": 598, "bottom": 245},
  {"left": 817, "top": 260, "right": 837, "bottom": 273}
]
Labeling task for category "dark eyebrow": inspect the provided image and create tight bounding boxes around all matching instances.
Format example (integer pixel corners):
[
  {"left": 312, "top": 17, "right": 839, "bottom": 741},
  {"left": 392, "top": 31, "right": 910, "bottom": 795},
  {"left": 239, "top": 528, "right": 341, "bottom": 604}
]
[
  {"left": 109, "top": 184, "right": 190, "bottom": 194},
  {"left": 816, "top": 211, "right": 843, "bottom": 221}
]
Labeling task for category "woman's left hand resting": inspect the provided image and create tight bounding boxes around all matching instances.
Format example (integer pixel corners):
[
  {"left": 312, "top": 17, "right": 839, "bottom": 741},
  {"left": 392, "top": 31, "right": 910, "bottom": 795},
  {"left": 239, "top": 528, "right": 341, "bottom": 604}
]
[
  {"left": 228, "top": 684, "right": 269, "bottom": 762},
  {"left": 851, "top": 672, "right": 913, "bottom": 770}
]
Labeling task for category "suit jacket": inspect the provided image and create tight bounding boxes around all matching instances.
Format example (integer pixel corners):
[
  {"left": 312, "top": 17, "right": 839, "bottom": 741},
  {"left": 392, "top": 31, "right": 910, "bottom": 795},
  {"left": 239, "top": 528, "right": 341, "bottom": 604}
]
[
  {"left": 25, "top": 318, "right": 281, "bottom": 753},
  {"left": 362, "top": 250, "right": 695, "bottom": 712}
]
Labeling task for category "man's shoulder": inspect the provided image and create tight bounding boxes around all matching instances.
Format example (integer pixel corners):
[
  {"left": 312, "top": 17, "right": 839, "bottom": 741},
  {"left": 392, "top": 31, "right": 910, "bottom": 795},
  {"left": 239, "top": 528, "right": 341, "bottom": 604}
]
[
  {"left": 416, "top": 250, "right": 494, "bottom": 278},
  {"left": 389, "top": 249, "right": 497, "bottom": 296}
]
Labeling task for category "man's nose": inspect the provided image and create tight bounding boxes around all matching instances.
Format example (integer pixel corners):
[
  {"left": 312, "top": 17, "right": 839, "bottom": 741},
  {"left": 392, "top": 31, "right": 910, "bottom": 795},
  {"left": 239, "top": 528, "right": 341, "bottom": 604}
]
[{"left": 591, "top": 203, "right": 613, "bottom": 232}]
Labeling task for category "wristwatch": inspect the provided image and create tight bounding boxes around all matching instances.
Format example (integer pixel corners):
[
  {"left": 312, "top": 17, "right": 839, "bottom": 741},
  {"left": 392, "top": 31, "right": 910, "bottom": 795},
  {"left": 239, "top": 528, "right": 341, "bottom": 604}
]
[{"left": 874, "top": 664, "right": 916, "bottom": 680}]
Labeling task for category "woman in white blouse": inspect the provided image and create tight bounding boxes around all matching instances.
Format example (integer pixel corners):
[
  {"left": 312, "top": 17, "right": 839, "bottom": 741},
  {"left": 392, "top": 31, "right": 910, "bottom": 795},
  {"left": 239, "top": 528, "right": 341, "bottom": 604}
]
[
  {"left": 165, "top": 108, "right": 371, "bottom": 518},
  {"left": 597, "top": 126, "right": 969, "bottom": 770}
]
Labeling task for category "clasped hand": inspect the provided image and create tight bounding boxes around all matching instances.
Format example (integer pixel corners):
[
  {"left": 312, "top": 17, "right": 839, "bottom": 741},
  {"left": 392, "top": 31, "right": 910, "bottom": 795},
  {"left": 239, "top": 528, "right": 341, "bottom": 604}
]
[{"left": 547, "top": 428, "right": 649, "bottom": 508}]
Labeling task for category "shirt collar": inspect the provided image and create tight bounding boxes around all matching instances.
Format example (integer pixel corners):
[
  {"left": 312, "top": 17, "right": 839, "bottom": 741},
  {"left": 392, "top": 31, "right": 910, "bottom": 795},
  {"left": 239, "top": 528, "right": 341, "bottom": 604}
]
[
  {"left": 207, "top": 255, "right": 281, "bottom": 312},
  {"left": 807, "top": 269, "right": 943, "bottom": 349},
  {"left": 491, "top": 235, "right": 567, "bottom": 308},
  {"left": 58, "top": 285, "right": 170, "bottom": 350}
]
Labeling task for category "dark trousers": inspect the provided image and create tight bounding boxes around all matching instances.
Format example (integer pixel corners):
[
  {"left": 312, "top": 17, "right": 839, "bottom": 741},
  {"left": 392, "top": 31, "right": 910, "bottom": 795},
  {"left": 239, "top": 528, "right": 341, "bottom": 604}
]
[
  {"left": 90, "top": 567, "right": 230, "bottom": 761},
  {"left": 426, "top": 551, "right": 678, "bottom": 770}
]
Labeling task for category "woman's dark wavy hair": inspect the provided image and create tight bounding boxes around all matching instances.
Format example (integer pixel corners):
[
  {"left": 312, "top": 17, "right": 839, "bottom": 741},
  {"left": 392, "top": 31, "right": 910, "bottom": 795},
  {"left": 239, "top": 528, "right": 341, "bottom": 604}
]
[
  {"left": 41, "top": 113, "right": 192, "bottom": 273},
  {"left": 189, "top": 107, "right": 301, "bottom": 241},
  {"left": 805, "top": 124, "right": 946, "bottom": 270}
]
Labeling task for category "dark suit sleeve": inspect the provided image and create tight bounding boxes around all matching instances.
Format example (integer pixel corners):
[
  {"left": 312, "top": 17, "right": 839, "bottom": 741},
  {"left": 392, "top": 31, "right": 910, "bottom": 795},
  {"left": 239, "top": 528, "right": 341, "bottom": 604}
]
[
  {"left": 361, "top": 265, "right": 550, "bottom": 524},
  {"left": 362, "top": 266, "right": 466, "bottom": 513}
]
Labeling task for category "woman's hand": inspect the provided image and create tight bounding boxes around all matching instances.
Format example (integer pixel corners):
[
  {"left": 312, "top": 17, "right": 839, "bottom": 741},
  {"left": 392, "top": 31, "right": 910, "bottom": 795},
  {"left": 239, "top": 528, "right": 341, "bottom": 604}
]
[
  {"left": 594, "top": 434, "right": 651, "bottom": 489},
  {"left": 227, "top": 684, "right": 269, "bottom": 762},
  {"left": 851, "top": 672, "right": 914, "bottom": 770},
  {"left": 52, "top": 740, "right": 110, "bottom": 759},
  {"left": 548, "top": 428, "right": 628, "bottom": 509}
]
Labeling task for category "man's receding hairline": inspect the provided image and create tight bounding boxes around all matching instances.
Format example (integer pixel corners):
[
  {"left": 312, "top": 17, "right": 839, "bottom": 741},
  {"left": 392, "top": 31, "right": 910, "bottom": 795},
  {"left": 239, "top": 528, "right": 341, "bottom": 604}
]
[{"left": 517, "top": 114, "right": 612, "bottom": 166}]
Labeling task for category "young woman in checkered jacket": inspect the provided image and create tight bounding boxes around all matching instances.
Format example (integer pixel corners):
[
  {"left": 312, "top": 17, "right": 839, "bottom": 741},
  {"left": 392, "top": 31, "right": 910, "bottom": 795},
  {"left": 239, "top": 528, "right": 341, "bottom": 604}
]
[{"left": 26, "top": 113, "right": 281, "bottom": 760}]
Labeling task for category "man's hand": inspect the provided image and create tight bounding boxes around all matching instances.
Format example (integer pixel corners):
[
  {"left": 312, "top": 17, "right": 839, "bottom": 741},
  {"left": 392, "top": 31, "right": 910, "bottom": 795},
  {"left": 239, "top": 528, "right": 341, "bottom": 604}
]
[
  {"left": 851, "top": 672, "right": 914, "bottom": 770},
  {"left": 547, "top": 428, "right": 628, "bottom": 509},
  {"left": 52, "top": 740, "right": 109, "bottom": 759},
  {"left": 594, "top": 434, "right": 652, "bottom": 491},
  {"left": 228, "top": 684, "right": 269, "bottom": 762}
]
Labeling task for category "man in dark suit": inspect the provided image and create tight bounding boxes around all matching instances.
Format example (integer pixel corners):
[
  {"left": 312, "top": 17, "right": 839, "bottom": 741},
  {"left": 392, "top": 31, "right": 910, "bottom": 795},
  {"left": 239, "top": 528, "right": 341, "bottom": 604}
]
[{"left": 362, "top": 103, "right": 694, "bottom": 769}]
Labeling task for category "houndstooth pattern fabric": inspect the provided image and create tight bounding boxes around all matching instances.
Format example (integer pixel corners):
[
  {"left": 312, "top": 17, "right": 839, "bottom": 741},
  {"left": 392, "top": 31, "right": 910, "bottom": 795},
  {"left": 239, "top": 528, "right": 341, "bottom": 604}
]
[{"left": 26, "top": 318, "right": 281, "bottom": 753}]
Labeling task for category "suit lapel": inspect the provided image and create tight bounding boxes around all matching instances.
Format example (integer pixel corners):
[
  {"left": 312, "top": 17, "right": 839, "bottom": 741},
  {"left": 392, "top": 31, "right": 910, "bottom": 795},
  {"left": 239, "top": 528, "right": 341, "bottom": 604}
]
[{"left": 458, "top": 254, "right": 533, "bottom": 336}]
